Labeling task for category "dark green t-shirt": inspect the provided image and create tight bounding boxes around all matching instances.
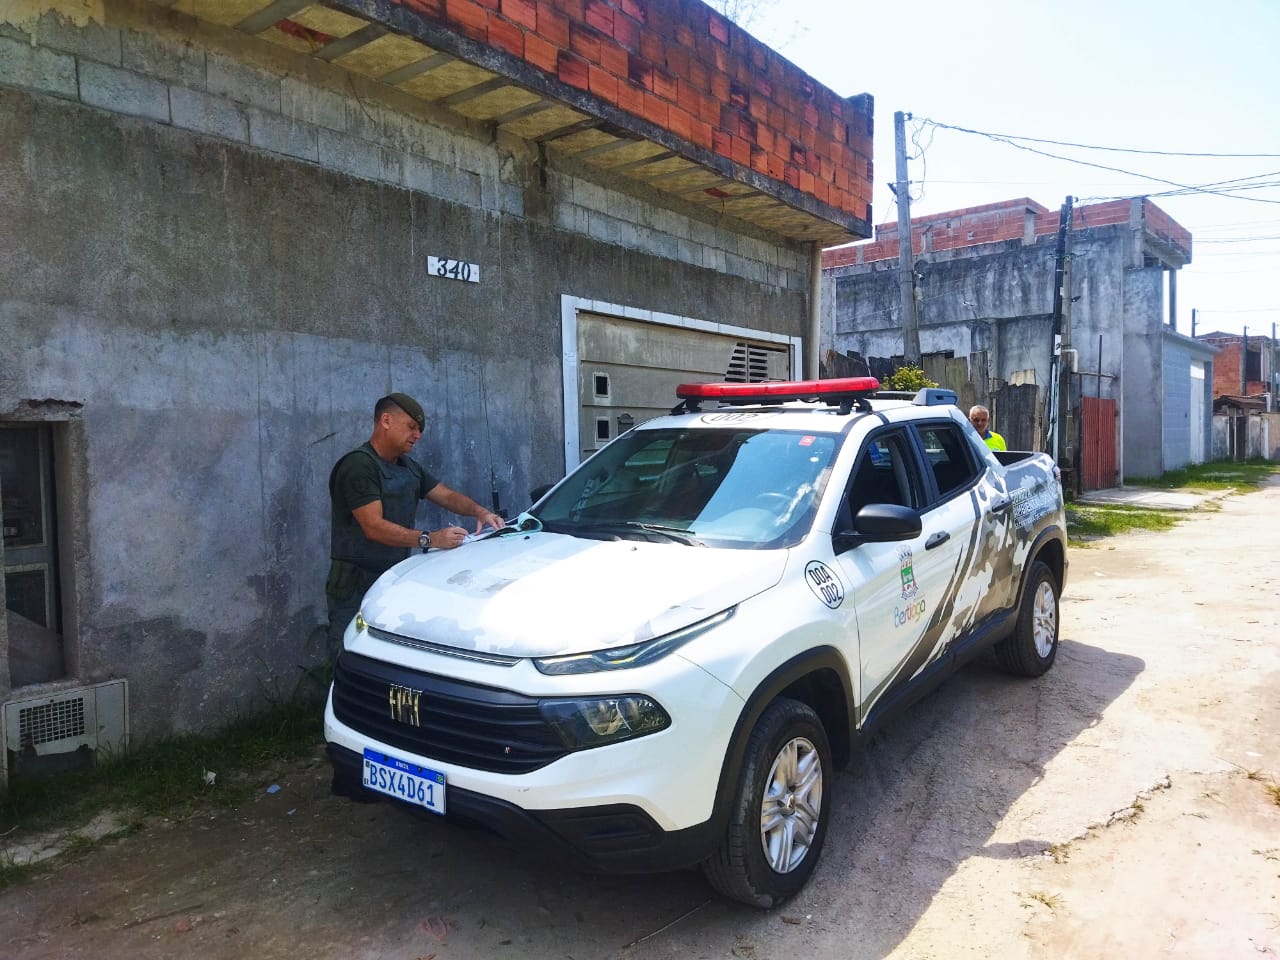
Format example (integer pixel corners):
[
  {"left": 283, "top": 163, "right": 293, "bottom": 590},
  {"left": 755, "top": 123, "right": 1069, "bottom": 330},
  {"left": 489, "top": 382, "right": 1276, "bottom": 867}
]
[{"left": 329, "top": 442, "right": 440, "bottom": 574}]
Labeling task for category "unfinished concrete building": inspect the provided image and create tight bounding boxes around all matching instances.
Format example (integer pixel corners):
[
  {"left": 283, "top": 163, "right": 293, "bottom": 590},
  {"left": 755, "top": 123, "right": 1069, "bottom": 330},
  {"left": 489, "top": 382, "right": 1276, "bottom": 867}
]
[{"left": 0, "top": 0, "right": 874, "bottom": 775}]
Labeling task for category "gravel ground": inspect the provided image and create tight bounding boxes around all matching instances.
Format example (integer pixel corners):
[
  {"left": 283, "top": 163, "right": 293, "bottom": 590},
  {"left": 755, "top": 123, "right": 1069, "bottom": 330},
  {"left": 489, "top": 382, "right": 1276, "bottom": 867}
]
[{"left": 3, "top": 477, "right": 1278, "bottom": 960}]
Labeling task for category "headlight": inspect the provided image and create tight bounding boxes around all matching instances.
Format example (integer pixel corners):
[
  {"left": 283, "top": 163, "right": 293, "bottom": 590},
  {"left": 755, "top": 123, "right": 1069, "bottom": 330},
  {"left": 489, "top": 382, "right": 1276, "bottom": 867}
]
[
  {"left": 532, "top": 607, "right": 735, "bottom": 676},
  {"left": 539, "top": 695, "right": 670, "bottom": 749}
]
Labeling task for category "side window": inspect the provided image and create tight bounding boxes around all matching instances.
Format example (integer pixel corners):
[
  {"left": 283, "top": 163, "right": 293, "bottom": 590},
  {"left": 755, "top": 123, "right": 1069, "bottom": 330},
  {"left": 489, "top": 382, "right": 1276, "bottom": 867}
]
[
  {"left": 846, "top": 431, "right": 919, "bottom": 517},
  {"left": 915, "top": 423, "right": 979, "bottom": 501}
]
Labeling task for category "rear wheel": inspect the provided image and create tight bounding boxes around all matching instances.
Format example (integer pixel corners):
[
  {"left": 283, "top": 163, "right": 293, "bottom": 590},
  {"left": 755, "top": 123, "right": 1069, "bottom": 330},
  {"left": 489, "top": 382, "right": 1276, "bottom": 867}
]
[
  {"left": 702, "top": 698, "right": 831, "bottom": 908},
  {"left": 994, "top": 559, "right": 1059, "bottom": 676}
]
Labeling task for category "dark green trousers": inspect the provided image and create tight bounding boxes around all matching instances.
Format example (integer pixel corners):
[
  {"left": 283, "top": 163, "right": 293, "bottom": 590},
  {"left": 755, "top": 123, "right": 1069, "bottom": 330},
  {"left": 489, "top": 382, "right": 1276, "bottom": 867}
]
[{"left": 325, "top": 560, "right": 379, "bottom": 659}]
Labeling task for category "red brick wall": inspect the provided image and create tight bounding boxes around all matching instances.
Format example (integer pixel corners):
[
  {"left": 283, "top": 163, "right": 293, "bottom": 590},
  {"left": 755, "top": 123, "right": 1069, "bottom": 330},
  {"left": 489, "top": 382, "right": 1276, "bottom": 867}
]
[
  {"left": 823, "top": 197, "right": 1193, "bottom": 268},
  {"left": 1200, "top": 336, "right": 1268, "bottom": 397},
  {"left": 388, "top": 0, "right": 873, "bottom": 226}
]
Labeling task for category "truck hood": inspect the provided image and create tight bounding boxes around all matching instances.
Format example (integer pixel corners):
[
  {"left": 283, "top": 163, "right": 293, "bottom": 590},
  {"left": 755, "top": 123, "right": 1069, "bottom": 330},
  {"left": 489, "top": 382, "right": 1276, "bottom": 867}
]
[{"left": 358, "top": 530, "right": 786, "bottom": 659}]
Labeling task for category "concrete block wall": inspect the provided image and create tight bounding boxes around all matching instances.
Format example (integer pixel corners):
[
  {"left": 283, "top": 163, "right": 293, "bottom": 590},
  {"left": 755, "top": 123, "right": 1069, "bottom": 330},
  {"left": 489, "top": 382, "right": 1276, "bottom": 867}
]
[
  {"left": 0, "top": 0, "right": 814, "bottom": 741},
  {"left": 0, "top": 3, "right": 807, "bottom": 288},
  {"left": 827, "top": 226, "right": 1134, "bottom": 402}
]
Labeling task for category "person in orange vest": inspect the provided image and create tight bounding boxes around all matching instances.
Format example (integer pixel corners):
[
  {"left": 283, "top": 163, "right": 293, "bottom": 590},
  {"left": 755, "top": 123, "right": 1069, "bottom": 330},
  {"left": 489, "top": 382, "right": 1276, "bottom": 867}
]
[{"left": 968, "top": 404, "right": 1006, "bottom": 451}]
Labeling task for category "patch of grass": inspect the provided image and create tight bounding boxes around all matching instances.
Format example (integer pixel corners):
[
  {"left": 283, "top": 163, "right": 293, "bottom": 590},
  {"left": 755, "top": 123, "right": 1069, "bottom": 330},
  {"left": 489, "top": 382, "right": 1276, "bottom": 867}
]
[
  {"left": 1127, "top": 458, "right": 1280, "bottom": 491},
  {"left": 1045, "top": 841, "right": 1071, "bottom": 864},
  {"left": 1066, "top": 503, "right": 1181, "bottom": 543},
  {"left": 1022, "top": 890, "right": 1064, "bottom": 911},
  {"left": 0, "top": 679, "right": 326, "bottom": 837},
  {"left": 0, "top": 852, "right": 34, "bottom": 890}
]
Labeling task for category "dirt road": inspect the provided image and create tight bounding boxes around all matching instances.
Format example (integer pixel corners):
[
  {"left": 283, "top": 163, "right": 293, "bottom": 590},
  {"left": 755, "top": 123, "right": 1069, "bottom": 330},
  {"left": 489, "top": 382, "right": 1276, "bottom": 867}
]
[{"left": 4, "top": 478, "right": 1279, "bottom": 960}]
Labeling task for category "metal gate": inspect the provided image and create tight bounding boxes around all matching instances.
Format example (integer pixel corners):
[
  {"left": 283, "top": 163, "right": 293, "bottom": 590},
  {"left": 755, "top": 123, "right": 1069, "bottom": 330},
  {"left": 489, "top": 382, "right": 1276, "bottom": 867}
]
[
  {"left": 1081, "top": 396, "right": 1118, "bottom": 490},
  {"left": 990, "top": 383, "right": 1040, "bottom": 453}
]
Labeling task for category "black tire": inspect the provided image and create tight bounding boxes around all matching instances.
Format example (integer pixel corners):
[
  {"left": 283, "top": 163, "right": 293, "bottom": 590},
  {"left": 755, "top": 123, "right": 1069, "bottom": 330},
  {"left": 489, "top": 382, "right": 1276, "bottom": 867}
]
[
  {"left": 994, "top": 559, "right": 1059, "bottom": 677},
  {"left": 701, "top": 698, "right": 831, "bottom": 908}
]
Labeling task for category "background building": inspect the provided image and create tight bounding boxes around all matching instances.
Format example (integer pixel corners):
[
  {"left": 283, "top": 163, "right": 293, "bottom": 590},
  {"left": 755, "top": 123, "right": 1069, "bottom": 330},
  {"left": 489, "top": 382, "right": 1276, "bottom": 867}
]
[{"left": 821, "top": 196, "right": 1213, "bottom": 489}]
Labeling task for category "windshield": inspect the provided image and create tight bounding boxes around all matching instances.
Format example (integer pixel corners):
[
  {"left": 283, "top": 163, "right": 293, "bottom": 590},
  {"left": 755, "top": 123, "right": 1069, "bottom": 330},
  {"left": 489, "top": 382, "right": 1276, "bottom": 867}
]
[{"left": 535, "top": 427, "right": 838, "bottom": 548}]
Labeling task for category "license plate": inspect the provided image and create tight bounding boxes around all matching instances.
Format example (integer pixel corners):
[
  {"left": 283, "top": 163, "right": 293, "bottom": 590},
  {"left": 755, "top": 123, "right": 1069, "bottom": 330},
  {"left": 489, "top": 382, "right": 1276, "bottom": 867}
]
[{"left": 361, "top": 748, "right": 446, "bottom": 815}]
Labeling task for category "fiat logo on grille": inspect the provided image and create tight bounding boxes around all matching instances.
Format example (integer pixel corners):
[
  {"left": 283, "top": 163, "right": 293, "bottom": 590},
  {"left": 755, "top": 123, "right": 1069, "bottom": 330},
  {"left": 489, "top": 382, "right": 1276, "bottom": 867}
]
[{"left": 388, "top": 683, "right": 422, "bottom": 727}]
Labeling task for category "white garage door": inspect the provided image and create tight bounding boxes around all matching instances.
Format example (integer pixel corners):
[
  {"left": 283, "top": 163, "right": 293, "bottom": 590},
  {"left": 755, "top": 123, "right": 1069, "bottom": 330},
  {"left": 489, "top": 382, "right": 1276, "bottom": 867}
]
[{"left": 561, "top": 299, "right": 799, "bottom": 468}]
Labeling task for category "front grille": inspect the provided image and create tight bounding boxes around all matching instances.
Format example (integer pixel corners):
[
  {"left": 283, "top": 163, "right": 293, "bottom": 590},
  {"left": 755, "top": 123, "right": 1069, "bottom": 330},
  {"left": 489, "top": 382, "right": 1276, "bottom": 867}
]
[{"left": 332, "top": 652, "right": 569, "bottom": 774}]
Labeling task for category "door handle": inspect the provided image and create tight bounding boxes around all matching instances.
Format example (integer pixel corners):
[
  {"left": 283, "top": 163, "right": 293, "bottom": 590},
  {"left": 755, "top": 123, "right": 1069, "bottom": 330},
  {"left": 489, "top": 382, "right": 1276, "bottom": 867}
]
[
  {"left": 989, "top": 498, "right": 1012, "bottom": 514},
  {"left": 925, "top": 531, "right": 950, "bottom": 550}
]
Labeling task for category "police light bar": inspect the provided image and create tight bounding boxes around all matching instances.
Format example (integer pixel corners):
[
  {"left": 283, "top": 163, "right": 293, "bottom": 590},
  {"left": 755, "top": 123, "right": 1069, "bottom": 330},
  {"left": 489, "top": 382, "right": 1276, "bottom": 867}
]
[{"left": 673, "top": 377, "right": 881, "bottom": 412}]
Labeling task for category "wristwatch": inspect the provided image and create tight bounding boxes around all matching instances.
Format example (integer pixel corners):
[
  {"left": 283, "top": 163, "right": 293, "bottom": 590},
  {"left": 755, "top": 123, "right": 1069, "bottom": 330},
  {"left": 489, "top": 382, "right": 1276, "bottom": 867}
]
[{"left": 418, "top": 531, "right": 431, "bottom": 550}]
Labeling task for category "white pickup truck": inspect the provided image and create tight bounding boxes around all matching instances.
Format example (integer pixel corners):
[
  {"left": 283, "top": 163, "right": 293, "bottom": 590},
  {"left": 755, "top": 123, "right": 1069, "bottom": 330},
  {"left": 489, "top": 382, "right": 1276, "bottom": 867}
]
[{"left": 324, "top": 377, "right": 1067, "bottom": 907}]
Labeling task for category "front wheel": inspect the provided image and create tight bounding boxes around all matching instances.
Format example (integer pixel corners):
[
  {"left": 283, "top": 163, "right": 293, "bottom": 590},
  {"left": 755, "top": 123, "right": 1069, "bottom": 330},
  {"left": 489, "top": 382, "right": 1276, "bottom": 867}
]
[
  {"left": 994, "top": 559, "right": 1059, "bottom": 676},
  {"left": 701, "top": 698, "right": 831, "bottom": 908}
]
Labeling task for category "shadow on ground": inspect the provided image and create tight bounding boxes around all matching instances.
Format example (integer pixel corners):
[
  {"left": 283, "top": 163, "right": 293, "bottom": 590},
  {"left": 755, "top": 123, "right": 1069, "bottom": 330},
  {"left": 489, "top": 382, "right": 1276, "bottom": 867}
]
[{"left": 0, "top": 632, "right": 1140, "bottom": 960}]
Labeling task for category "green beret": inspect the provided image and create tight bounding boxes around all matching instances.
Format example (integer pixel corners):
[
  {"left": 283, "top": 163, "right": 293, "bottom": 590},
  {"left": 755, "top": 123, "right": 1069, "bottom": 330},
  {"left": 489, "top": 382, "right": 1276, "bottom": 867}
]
[{"left": 386, "top": 392, "right": 425, "bottom": 430}]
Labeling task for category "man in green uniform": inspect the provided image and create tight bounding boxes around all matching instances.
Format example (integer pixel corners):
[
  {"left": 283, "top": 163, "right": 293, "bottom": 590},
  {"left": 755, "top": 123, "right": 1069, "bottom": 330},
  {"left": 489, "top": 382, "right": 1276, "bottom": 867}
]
[
  {"left": 326, "top": 392, "right": 504, "bottom": 656},
  {"left": 968, "top": 404, "right": 1007, "bottom": 452}
]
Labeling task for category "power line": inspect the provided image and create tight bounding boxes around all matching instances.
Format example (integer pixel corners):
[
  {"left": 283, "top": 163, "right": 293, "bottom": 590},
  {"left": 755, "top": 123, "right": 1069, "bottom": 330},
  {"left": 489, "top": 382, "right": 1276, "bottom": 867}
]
[
  {"left": 1196, "top": 235, "right": 1280, "bottom": 243},
  {"left": 1193, "top": 307, "right": 1280, "bottom": 314},
  {"left": 916, "top": 119, "right": 1280, "bottom": 159},
  {"left": 918, "top": 118, "right": 1280, "bottom": 206}
]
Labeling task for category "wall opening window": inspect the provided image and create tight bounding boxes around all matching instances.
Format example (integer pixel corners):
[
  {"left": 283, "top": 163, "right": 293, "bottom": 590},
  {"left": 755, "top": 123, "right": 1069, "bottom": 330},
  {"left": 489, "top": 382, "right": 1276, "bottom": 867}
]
[
  {"left": 1, "top": 423, "right": 68, "bottom": 686},
  {"left": 593, "top": 373, "right": 611, "bottom": 399},
  {"left": 1245, "top": 345, "right": 1261, "bottom": 382}
]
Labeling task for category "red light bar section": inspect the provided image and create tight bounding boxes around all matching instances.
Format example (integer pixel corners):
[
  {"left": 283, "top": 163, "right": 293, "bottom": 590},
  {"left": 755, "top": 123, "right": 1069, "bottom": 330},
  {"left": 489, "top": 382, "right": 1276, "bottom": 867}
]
[{"left": 676, "top": 377, "right": 881, "bottom": 403}]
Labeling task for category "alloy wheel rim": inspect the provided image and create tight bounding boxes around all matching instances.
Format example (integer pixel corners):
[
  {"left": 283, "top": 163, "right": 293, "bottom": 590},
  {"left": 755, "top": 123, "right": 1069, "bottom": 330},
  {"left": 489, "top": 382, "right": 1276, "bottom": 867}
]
[
  {"left": 760, "top": 735, "right": 823, "bottom": 873},
  {"left": 1032, "top": 580, "right": 1057, "bottom": 657}
]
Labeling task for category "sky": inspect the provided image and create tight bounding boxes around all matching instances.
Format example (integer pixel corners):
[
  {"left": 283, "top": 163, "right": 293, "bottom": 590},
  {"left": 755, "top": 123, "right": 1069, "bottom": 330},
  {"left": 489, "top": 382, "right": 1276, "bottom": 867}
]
[{"left": 733, "top": 0, "right": 1280, "bottom": 339}]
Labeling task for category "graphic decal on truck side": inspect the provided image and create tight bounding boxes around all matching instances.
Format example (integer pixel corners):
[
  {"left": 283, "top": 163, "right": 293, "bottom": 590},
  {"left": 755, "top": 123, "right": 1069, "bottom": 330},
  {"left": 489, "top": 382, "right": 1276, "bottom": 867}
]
[
  {"left": 898, "top": 547, "right": 918, "bottom": 599},
  {"left": 804, "top": 560, "right": 844, "bottom": 609}
]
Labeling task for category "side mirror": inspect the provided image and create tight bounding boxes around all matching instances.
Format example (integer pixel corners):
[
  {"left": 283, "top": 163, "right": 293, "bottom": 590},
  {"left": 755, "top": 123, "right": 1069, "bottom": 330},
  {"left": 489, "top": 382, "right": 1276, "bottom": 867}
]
[{"left": 834, "top": 503, "right": 922, "bottom": 552}]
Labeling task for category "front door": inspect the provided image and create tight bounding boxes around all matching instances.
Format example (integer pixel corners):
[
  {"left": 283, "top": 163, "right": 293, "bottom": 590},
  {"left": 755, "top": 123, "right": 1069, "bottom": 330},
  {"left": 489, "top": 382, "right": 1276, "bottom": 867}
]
[{"left": 830, "top": 428, "right": 942, "bottom": 724}]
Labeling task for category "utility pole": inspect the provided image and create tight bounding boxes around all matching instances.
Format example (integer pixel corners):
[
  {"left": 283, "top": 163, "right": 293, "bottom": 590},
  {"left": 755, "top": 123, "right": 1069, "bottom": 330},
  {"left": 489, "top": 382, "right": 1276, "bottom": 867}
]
[
  {"left": 1045, "top": 196, "right": 1073, "bottom": 460},
  {"left": 892, "top": 111, "right": 921, "bottom": 365},
  {"left": 1059, "top": 214, "right": 1076, "bottom": 490},
  {"left": 1242, "top": 325, "right": 1248, "bottom": 395}
]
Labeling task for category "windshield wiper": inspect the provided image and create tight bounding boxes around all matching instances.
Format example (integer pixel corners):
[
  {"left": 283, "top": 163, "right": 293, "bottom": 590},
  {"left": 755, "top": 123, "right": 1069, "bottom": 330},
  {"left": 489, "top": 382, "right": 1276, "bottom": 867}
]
[
  {"left": 573, "top": 521, "right": 705, "bottom": 546},
  {"left": 489, "top": 515, "right": 542, "bottom": 535}
]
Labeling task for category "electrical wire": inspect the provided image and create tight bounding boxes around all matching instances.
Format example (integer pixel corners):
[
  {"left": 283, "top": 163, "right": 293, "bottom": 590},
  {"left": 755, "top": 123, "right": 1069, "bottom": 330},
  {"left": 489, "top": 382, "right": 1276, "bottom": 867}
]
[
  {"left": 919, "top": 118, "right": 1280, "bottom": 206},
  {"left": 916, "top": 119, "right": 1280, "bottom": 159}
]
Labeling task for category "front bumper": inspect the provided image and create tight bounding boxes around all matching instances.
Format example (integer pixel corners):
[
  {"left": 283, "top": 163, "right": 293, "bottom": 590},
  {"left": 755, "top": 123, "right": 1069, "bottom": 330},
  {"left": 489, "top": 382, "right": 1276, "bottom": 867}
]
[
  {"left": 322, "top": 645, "right": 746, "bottom": 873},
  {"left": 326, "top": 742, "right": 721, "bottom": 874}
]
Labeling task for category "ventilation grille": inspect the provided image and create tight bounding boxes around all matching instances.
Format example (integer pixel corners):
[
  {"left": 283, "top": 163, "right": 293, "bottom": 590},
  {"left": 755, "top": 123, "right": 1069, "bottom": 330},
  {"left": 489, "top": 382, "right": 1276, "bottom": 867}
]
[
  {"left": 725, "top": 342, "right": 787, "bottom": 383},
  {"left": 4, "top": 680, "right": 128, "bottom": 759},
  {"left": 20, "top": 697, "right": 86, "bottom": 746}
]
